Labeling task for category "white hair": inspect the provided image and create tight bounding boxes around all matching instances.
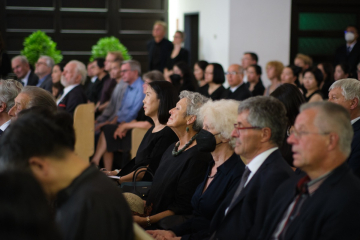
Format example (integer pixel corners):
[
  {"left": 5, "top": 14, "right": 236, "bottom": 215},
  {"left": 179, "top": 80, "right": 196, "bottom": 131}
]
[
  {"left": 11, "top": 55, "right": 29, "bottom": 65},
  {"left": 329, "top": 78, "right": 360, "bottom": 109},
  {"left": 39, "top": 55, "right": 55, "bottom": 68},
  {"left": 0, "top": 79, "right": 23, "bottom": 112},
  {"left": 68, "top": 60, "right": 87, "bottom": 84}
]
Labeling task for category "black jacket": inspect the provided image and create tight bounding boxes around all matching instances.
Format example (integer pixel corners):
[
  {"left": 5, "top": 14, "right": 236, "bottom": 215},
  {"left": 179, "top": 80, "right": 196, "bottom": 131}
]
[{"left": 57, "top": 85, "right": 87, "bottom": 117}]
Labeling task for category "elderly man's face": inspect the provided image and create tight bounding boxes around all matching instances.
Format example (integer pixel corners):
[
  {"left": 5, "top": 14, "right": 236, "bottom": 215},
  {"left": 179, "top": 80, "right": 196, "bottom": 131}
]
[
  {"left": 231, "top": 110, "right": 262, "bottom": 159},
  {"left": 34, "top": 57, "right": 51, "bottom": 76},
  {"left": 8, "top": 93, "right": 30, "bottom": 118},
  {"left": 152, "top": 24, "right": 165, "bottom": 39},
  {"left": 12, "top": 58, "right": 29, "bottom": 79},
  {"left": 328, "top": 87, "right": 352, "bottom": 112},
  {"left": 287, "top": 108, "right": 329, "bottom": 172},
  {"left": 226, "top": 65, "right": 243, "bottom": 87},
  {"left": 61, "top": 63, "right": 80, "bottom": 87},
  {"left": 120, "top": 63, "right": 137, "bottom": 84}
]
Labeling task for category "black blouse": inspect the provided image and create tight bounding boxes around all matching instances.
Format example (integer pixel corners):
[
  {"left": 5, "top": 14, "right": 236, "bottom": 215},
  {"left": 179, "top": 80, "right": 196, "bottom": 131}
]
[
  {"left": 246, "top": 80, "right": 265, "bottom": 97},
  {"left": 198, "top": 84, "right": 226, "bottom": 100},
  {"left": 146, "top": 143, "right": 212, "bottom": 215},
  {"left": 118, "top": 126, "right": 177, "bottom": 181},
  {"left": 171, "top": 153, "right": 245, "bottom": 239},
  {"left": 166, "top": 48, "right": 189, "bottom": 70}
]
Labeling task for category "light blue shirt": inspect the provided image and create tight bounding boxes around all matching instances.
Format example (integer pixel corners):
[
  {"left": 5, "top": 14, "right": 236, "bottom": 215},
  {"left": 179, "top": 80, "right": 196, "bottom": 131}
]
[
  {"left": 36, "top": 75, "right": 47, "bottom": 87},
  {"left": 116, "top": 77, "right": 145, "bottom": 123}
]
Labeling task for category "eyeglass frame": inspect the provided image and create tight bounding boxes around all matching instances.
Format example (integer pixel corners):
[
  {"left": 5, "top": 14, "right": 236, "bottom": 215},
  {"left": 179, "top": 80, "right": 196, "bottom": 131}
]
[
  {"left": 233, "top": 123, "right": 262, "bottom": 133},
  {"left": 225, "top": 71, "right": 240, "bottom": 76},
  {"left": 290, "top": 128, "right": 330, "bottom": 139}
]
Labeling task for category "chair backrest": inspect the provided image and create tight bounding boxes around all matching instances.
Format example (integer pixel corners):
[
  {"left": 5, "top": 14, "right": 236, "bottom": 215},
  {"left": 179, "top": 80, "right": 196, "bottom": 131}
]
[
  {"left": 131, "top": 128, "right": 148, "bottom": 158},
  {"left": 73, "top": 103, "right": 95, "bottom": 161},
  {"left": 133, "top": 223, "right": 154, "bottom": 240}
]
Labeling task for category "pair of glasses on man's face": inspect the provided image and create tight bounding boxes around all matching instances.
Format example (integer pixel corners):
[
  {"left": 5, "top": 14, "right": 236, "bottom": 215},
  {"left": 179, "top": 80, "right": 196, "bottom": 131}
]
[{"left": 233, "top": 123, "right": 261, "bottom": 133}]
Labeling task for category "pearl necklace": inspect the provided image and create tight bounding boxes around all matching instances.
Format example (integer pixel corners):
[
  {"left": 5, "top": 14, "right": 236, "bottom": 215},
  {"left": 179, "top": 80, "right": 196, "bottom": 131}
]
[{"left": 172, "top": 133, "right": 198, "bottom": 156}]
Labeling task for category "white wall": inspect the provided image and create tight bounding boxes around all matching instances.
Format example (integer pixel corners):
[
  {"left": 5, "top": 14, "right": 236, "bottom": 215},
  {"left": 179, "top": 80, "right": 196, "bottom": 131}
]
[{"left": 168, "top": 0, "right": 292, "bottom": 87}]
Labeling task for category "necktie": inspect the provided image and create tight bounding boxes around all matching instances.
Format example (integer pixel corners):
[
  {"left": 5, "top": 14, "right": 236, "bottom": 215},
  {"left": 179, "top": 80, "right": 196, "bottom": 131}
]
[
  {"left": 228, "top": 167, "right": 251, "bottom": 210},
  {"left": 347, "top": 46, "right": 351, "bottom": 55}
]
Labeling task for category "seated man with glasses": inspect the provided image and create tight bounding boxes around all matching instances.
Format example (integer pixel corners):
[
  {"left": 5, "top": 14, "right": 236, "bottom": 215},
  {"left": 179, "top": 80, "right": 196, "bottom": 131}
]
[
  {"left": 259, "top": 101, "right": 360, "bottom": 240},
  {"left": 208, "top": 96, "right": 294, "bottom": 240},
  {"left": 222, "top": 64, "right": 251, "bottom": 101}
]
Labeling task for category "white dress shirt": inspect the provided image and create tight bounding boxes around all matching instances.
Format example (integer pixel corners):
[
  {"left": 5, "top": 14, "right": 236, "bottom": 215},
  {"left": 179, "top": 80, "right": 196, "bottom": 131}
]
[
  {"left": 351, "top": 116, "right": 360, "bottom": 125},
  {"left": 56, "top": 84, "right": 79, "bottom": 105},
  {"left": 21, "top": 70, "right": 31, "bottom": 86},
  {"left": 0, "top": 119, "right": 11, "bottom": 132}
]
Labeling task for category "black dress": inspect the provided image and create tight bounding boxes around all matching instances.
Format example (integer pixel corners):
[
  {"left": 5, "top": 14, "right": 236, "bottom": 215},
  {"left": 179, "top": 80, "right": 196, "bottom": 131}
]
[
  {"left": 171, "top": 153, "right": 245, "bottom": 240},
  {"left": 118, "top": 126, "right": 178, "bottom": 181},
  {"left": 166, "top": 48, "right": 189, "bottom": 70},
  {"left": 198, "top": 84, "right": 226, "bottom": 100},
  {"left": 303, "top": 89, "right": 323, "bottom": 102},
  {"left": 146, "top": 143, "right": 212, "bottom": 216},
  {"left": 246, "top": 81, "right": 265, "bottom": 97}
]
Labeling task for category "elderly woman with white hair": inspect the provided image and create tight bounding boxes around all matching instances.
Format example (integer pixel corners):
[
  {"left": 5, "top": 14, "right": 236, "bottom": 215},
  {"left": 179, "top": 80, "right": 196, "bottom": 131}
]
[{"left": 148, "top": 99, "right": 245, "bottom": 239}]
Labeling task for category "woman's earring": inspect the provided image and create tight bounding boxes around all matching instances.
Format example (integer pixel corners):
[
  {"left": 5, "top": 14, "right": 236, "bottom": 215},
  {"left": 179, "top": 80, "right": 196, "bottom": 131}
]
[{"left": 186, "top": 126, "right": 189, "bottom": 132}]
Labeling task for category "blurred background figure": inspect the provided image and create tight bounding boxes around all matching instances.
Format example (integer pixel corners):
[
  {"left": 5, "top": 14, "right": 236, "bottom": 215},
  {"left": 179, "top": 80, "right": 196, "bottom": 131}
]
[
  {"left": 334, "top": 63, "right": 350, "bottom": 81},
  {"left": 264, "top": 60, "right": 284, "bottom": 96},
  {"left": 317, "top": 62, "right": 334, "bottom": 99},
  {"left": 193, "top": 60, "right": 208, "bottom": 87}
]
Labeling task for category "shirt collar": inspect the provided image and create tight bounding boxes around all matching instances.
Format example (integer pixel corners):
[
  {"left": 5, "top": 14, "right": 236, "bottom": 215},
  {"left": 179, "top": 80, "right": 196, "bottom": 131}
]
[
  {"left": 229, "top": 82, "right": 244, "bottom": 92},
  {"left": 347, "top": 41, "right": 357, "bottom": 49},
  {"left": 56, "top": 84, "right": 80, "bottom": 105},
  {"left": 351, "top": 116, "right": 360, "bottom": 125},
  {"left": 21, "top": 70, "right": 31, "bottom": 82},
  {"left": 246, "top": 147, "right": 278, "bottom": 184},
  {"left": 0, "top": 119, "right": 11, "bottom": 131},
  {"left": 128, "top": 76, "right": 143, "bottom": 90}
]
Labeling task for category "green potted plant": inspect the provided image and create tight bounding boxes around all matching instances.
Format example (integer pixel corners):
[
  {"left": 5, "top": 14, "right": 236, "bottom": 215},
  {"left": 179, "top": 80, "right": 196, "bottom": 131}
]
[
  {"left": 21, "top": 30, "right": 62, "bottom": 66},
  {"left": 90, "top": 36, "right": 131, "bottom": 61}
]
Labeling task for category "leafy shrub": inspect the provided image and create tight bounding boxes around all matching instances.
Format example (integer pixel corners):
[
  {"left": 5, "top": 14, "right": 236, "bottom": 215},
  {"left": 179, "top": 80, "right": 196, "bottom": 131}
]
[
  {"left": 21, "top": 31, "right": 62, "bottom": 66},
  {"left": 90, "top": 36, "right": 131, "bottom": 61}
]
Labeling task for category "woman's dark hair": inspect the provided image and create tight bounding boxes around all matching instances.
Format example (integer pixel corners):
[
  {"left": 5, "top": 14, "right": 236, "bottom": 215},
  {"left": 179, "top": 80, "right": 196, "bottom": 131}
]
[
  {"left": 54, "top": 63, "right": 64, "bottom": 72},
  {"left": 303, "top": 67, "right": 323, "bottom": 87},
  {"left": 249, "top": 64, "right": 262, "bottom": 76},
  {"left": 0, "top": 171, "right": 62, "bottom": 240},
  {"left": 174, "top": 61, "right": 198, "bottom": 92},
  {"left": 53, "top": 81, "right": 64, "bottom": 98},
  {"left": 287, "top": 65, "right": 303, "bottom": 87},
  {"left": 94, "top": 58, "right": 105, "bottom": 69},
  {"left": 271, "top": 83, "right": 305, "bottom": 127},
  {"left": 318, "top": 62, "right": 334, "bottom": 83},
  {"left": 149, "top": 81, "right": 179, "bottom": 124},
  {"left": 194, "top": 60, "right": 208, "bottom": 80},
  {"left": 336, "top": 63, "right": 350, "bottom": 75},
  {"left": 210, "top": 63, "right": 225, "bottom": 84}
]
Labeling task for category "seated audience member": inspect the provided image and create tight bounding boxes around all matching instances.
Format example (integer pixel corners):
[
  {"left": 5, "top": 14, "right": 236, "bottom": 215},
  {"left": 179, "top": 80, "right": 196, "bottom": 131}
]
[
  {"left": 241, "top": 52, "right": 258, "bottom": 83},
  {"left": 8, "top": 86, "right": 57, "bottom": 119},
  {"left": 35, "top": 55, "right": 54, "bottom": 92},
  {"left": 271, "top": 83, "right": 306, "bottom": 167},
  {"left": 223, "top": 64, "right": 251, "bottom": 101},
  {"left": 303, "top": 67, "right": 323, "bottom": 102},
  {"left": 91, "top": 60, "right": 144, "bottom": 169},
  {"left": 84, "top": 61, "right": 97, "bottom": 94},
  {"left": 51, "top": 63, "right": 64, "bottom": 99},
  {"left": 134, "top": 91, "right": 212, "bottom": 228},
  {"left": 0, "top": 79, "right": 23, "bottom": 135},
  {"left": 57, "top": 60, "right": 88, "bottom": 116},
  {"left": 259, "top": 101, "right": 360, "bottom": 240},
  {"left": 164, "top": 30, "right": 189, "bottom": 80},
  {"left": 0, "top": 109, "right": 134, "bottom": 240},
  {"left": 264, "top": 60, "right": 284, "bottom": 96},
  {"left": 148, "top": 99, "right": 245, "bottom": 239},
  {"left": 198, "top": 63, "right": 226, "bottom": 100},
  {"left": 294, "top": 53, "right": 313, "bottom": 87},
  {"left": 11, "top": 55, "right": 38, "bottom": 86},
  {"left": 208, "top": 96, "right": 294, "bottom": 240},
  {"left": 317, "top": 62, "right": 334, "bottom": 99},
  {"left": 245, "top": 64, "right": 265, "bottom": 96},
  {"left": 334, "top": 63, "right": 350, "bottom": 80},
  {"left": 0, "top": 171, "right": 62, "bottom": 240},
  {"left": 104, "top": 51, "right": 124, "bottom": 71},
  {"left": 170, "top": 61, "right": 198, "bottom": 94},
  {"left": 102, "top": 81, "right": 178, "bottom": 182},
  {"left": 281, "top": 65, "right": 303, "bottom": 89},
  {"left": 193, "top": 60, "right": 208, "bottom": 87},
  {"left": 329, "top": 78, "right": 360, "bottom": 177}
]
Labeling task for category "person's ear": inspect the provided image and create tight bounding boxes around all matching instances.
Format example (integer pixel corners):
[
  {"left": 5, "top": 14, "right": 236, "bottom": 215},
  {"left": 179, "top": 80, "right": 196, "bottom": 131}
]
[
  {"left": 186, "top": 115, "right": 196, "bottom": 125},
  {"left": 260, "top": 127, "right": 272, "bottom": 143},
  {"left": 349, "top": 97, "right": 359, "bottom": 110},
  {"left": 29, "top": 157, "right": 50, "bottom": 181},
  {"left": 0, "top": 102, "right": 6, "bottom": 113}
]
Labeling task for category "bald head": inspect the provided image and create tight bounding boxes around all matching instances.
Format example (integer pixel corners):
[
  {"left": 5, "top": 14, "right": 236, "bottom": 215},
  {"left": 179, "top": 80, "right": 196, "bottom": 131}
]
[{"left": 226, "top": 64, "right": 244, "bottom": 87}]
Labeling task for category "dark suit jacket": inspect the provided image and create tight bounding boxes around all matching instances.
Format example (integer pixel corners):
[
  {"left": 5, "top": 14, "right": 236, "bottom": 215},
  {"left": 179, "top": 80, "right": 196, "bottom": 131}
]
[
  {"left": 348, "top": 119, "right": 360, "bottom": 178},
  {"left": 246, "top": 80, "right": 265, "bottom": 97},
  {"left": 58, "top": 85, "right": 87, "bottom": 117},
  {"left": 258, "top": 163, "right": 360, "bottom": 240},
  {"left": 223, "top": 83, "right": 252, "bottom": 101},
  {"left": 27, "top": 70, "right": 39, "bottom": 86},
  {"left": 209, "top": 149, "right": 294, "bottom": 240},
  {"left": 38, "top": 74, "right": 53, "bottom": 93},
  {"left": 334, "top": 42, "right": 360, "bottom": 77},
  {"left": 147, "top": 38, "right": 173, "bottom": 72}
]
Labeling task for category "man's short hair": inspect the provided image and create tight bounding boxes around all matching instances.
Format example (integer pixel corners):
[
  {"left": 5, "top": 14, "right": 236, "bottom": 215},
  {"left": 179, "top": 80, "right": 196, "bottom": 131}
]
[
  {"left": 143, "top": 70, "right": 165, "bottom": 82},
  {"left": 108, "top": 51, "right": 124, "bottom": 62},
  {"left": 329, "top": 78, "right": 360, "bottom": 109},
  {"left": 0, "top": 79, "right": 23, "bottom": 112},
  {"left": 122, "top": 60, "right": 141, "bottom": 75},
  {"left": 39, "top": 55, "right": 55, "bottom": 68},
  {"left": 93, "top": 58, "right": 105, "bottom": 69},
  {"left": 266, "top": 61, "right": 284, "bottom": 79},
  {"left": 244, "top": 52, "right": 258, "bottom": 63},
  {"left": 300, "top": 101, "right": 353, "bottom": 157},
  {"left": 154, "top": 21, "right": 167, "bottom": 32},
  {"left": 295, "top": 53, "right": 313, "bottom": 67},
  {"left": 238, "top": 96, "right": 288, "bottom": 147},
  {"left": 21, "top": 86, "right": 57, "bottom": 112},
  {"left": 0, "top": 109, "right": 75, "bottom": 171},
  {"left": 11, "top": 55, "right": 29, "bottom": 65},
  {"left": 67, "top": 60, "right": 87, "bottom": 84}
]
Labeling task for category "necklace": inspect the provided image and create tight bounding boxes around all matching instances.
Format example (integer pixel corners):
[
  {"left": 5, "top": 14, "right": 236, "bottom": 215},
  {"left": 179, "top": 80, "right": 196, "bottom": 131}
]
[{"left": 172, "top": 133, "right": 198, "bottom": 156}]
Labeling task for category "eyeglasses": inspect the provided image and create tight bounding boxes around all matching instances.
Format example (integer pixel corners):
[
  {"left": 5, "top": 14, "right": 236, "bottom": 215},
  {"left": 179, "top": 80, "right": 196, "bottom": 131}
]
[
  {"left": 233, "top": 123, "right": 261, "bottom": 133},
  {"left": 290, "top": 128, "right": 330, "bottom": 139},
  {"left": 35, "top": 62, "right": 47, "bottom": 66},
  {"left": 120, "top": 69, "right": 130, "bottom": 73},
  {"left": 225, "top": 71, "right": 240, "bottom": 76}
]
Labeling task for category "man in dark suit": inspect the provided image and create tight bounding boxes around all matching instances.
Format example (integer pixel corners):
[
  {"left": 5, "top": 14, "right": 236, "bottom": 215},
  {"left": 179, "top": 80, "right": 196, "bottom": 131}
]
[
  {"left": 258, "top": 101, "right": 360, "bottom": 240},
  {"left": 35, "top": 55, "right": 53, "bottom": 92},
  {"left": 11, "top": 55, "right": 38, "bottom": 86},
  {"left": 329, "top": 78, "right": 360, "bottom": 177},
  {"left": 209, "top": 96, "right": 294, "bottom": 240},
  {"left": 147, "top": 21, "right": 173, "bottom": 72},
  {"left": 57, "top": 60, "right": 87, "bottom": 117},
  {"left": 334, "top": 25, "right": 360, "bottom": 78},
  {"left": 223, "top": 64, "right": 251, "bottom": 101}
]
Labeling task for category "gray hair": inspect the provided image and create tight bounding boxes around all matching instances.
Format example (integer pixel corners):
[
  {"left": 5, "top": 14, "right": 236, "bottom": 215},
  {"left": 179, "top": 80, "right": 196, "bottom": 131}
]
[
  {"left": 238, "top": 96, "right": 287, "bottom": 147},
  {"left": 21, "top": 86, "right": 57, "bottom": 112},
  {"left": 39, "top": 55, "right": 55, "bottom": 68},
  {"left": 198, "top": 99, "right": 240, "bottom": 148},
  {"left": 179, "top": 90, "right": 209, "bottom": 131},
  {"left": 0, "top": 79, "right": 23, "bottom": 112},
  {"left": 329, "top": 78, "right": 360, "bottom": 109},
  {"left": 68, "top": 60, "right": 87, "bottom": 84},
  {"left": 300, "top": 101, "right": 353, "bottom": 157},
  {"left": 122, "top": 60, "right": 141, "bottom": 75},
  {"left": 11, "top": 55, "right": 29, "bottom": 65},
  {"left": 143, "top": 70, "right": 165, "bottom": 82}
]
